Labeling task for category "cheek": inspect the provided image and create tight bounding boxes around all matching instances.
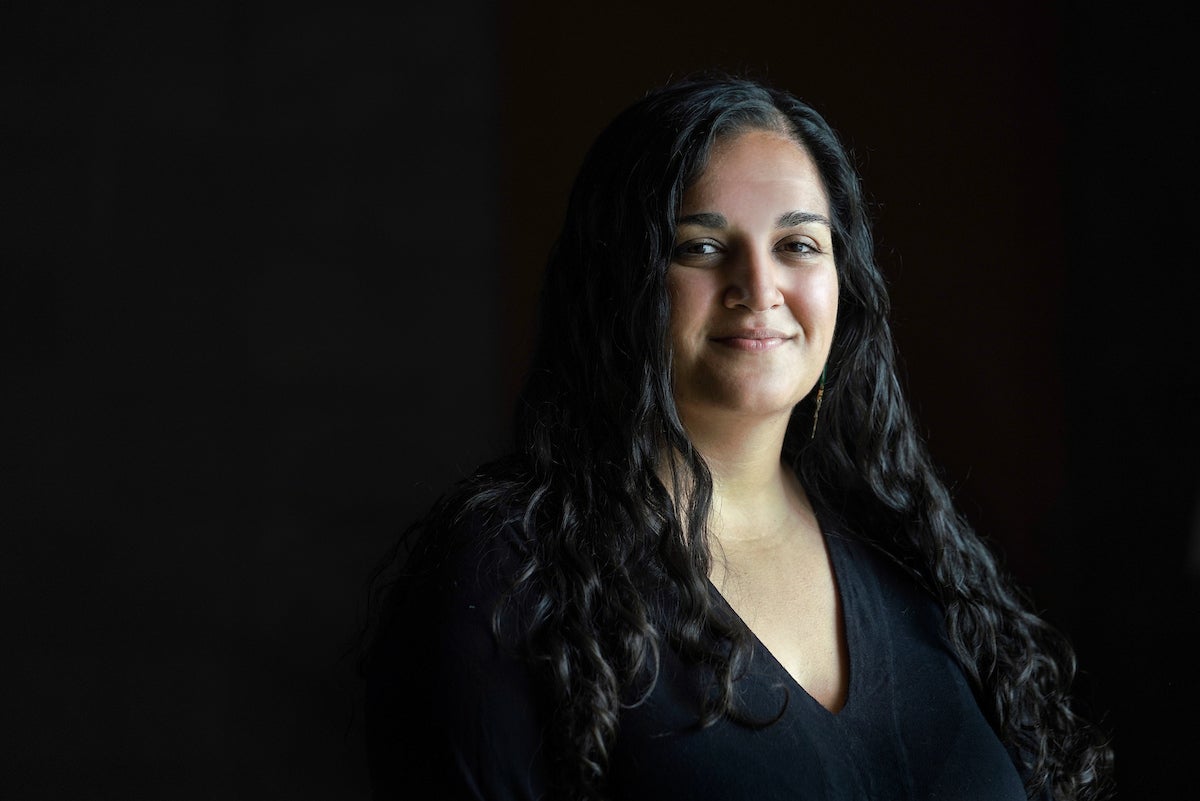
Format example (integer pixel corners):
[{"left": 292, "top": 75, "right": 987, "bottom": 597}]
[
  {"left": 786, "top": 269, "right": 839, "bottom": 329},
  {"left": 665, "top": 273, "right": 712, "bottom": 336}
]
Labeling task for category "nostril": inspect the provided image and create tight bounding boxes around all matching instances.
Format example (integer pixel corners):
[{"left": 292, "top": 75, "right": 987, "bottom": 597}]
[{"left": 724, "top": 261, "right": 783, "bottom": 311}]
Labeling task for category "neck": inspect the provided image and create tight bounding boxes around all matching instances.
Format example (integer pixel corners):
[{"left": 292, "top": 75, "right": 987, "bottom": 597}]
[{"left": 674, "top": 406, "right": 804, "bottom": 544}]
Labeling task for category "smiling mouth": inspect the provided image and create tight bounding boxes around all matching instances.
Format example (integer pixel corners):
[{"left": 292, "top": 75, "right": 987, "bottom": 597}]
[{"left": 711, "top": 330, "right": 795, "bottom": 351}]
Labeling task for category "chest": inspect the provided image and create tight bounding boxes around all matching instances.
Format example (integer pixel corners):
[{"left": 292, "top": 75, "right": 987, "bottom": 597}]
[
  {"left": 709, "top": 529, "right": 847, "bottom": 711},
  {"left": 608, "top": 537, "right": 1028, "bottom": 801}
]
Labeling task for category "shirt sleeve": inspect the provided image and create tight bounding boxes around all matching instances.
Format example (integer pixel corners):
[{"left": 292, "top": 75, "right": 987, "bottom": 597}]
[{"left": 365, "top": 523, "right": 552, "bottom": 801}]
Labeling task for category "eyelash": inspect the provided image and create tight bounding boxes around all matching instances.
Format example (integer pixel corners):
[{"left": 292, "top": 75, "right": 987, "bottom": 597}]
[
  {"left": 779, "top": 240, "right": 817, "bottom": 254},
  {"left": 676, "top": 240, "right": 722, "bottom": 257}
]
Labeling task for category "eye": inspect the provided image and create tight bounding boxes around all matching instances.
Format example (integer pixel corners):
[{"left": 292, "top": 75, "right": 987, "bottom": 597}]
[
  {"left": 672, "top": 239, "right": 723, "bottom": 262},
  {"left": 776, "top": 237, "right": 822, "bottom": 257}
]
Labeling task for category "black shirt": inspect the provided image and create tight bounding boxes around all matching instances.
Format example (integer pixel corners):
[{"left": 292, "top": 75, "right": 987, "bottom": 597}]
[{"left": 366, "top": 517, "right": 1032, "bottom": 800}]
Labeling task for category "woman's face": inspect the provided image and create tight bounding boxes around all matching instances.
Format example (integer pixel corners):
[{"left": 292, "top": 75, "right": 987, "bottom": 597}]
[{"left": 667, "top": 128, "right": 839, "bottom": 428}]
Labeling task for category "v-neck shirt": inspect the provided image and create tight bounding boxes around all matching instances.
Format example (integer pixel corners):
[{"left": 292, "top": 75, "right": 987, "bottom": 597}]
[
  {"left": 365, "top": 518, "right": 1032, "bottom": 800},
  {"left": 606, "top": 531, "right": 1029, "bottom": 799}
]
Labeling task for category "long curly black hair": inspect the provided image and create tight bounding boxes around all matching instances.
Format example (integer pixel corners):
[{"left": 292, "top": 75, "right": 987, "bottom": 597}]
[{"left": 363, "top": 73, "right": 1115, "bottom": 800}]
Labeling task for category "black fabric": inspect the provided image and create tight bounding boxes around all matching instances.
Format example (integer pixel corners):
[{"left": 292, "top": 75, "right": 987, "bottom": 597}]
[{"left": 365, "top": 516, "right": 1032, "bottom": 800}]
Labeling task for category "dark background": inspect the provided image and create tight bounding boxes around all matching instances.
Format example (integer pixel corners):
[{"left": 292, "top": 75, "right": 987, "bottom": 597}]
[{"left": 6, "top": 1, "right": 1197, "bottom": 798}]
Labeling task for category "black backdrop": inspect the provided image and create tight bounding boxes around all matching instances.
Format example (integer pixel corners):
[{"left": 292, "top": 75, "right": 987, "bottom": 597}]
[{"left": 6, "top": 1, "right": 1197, "bottom": 798}]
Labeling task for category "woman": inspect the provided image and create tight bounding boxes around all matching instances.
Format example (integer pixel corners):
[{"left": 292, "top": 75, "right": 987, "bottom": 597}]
[{"left": 362, "top": 74, "right": 1115, "bottom": 800}]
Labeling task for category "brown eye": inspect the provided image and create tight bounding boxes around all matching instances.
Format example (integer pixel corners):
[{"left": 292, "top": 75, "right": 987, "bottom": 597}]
[
  {"left": 673, "top": 240, "right": 723, "bottom": 260},
  {"left": 776, "top": 237, "right": 823, "bottom": 258}
]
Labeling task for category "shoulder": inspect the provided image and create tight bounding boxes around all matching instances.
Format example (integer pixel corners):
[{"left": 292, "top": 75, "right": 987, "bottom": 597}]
[
  {"left": 370, "top": 498, "right": 532, "bottom": 679},
  {"left": 378, "top": 461, "right": 535, "bottom": 636},
  {"left": 365, "top": 495, "right": 552, "bottom": 800},
  {"left": 825, "top": 529, "right": 948, "bottom": 641}
]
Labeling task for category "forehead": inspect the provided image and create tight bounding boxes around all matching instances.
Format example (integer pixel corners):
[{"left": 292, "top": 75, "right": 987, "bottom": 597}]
[{"left": 683, "top": 130, "right": 830, "bottom": 216}]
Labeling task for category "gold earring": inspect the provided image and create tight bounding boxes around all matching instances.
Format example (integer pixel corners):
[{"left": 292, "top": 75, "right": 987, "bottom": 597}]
[{"left": 810, "top": 365, "right": 826, "bottom": 439}]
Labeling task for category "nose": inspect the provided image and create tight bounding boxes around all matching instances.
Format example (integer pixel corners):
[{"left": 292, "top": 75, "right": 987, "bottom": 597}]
[{"left": 724, "top": 246, "right": 783, "bottom": 312}]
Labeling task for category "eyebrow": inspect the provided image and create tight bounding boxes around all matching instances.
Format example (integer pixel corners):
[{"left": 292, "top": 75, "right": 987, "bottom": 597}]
[{"left": 677, "top": 210, "right": 832, "bottom": 228}]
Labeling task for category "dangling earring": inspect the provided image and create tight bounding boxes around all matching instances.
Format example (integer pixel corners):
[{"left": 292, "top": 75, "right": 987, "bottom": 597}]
[{"left": 810, "top": 365, "right": 826, "bottom": 440}]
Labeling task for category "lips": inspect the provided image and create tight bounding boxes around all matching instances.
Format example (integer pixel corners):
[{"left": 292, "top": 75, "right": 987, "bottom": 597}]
[{"left": 711, "top": 328, "right": 795, "bottom": 351}]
